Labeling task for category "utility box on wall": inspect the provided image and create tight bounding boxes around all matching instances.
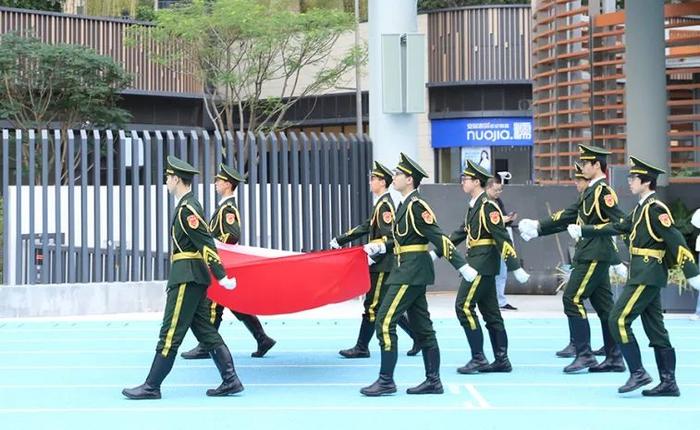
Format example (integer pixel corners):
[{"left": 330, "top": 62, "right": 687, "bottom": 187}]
[{"left": 381, "top": 33, "right": 426, "bottom": 114}]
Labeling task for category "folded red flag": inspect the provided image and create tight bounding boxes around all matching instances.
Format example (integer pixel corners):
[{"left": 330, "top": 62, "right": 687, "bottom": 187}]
[{"left": 208, "top": 244, "right": 371, "bottom": 315}]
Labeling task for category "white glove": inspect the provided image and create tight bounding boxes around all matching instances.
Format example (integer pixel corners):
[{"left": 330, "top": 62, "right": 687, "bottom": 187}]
[
  {"left": 610, "top": 263, "right": 628, "bottom": 280},
  {"left": 219, "top": 276, "right": 237, "bottom": 290},
  {"left": 368, "top": 256, "right": 376, "bottom": 266},
  {"left": 458, "top": 264, "right": 478, "bottom": 282},
  {"left": 520, "top": 230, "right": 535, "bottom": 242},
  {"left": 519, "top": 218, "right": 539, "bottom": 241},
  {"left": 567, "top": 224, "right": 582, "bottom": 241},
  {"left": 329, "top": 238, "right": 341, "bottom": 249},
  {"left": 363, "top": 242, "right": 386, "bottom": 256},
  {"left": 691, "top": 209, "right": 700, "bottom": 229},
  {"left": 513, "top": 268, "right": 530, "bottom": 284},
  {"left": 429, "top": 250, "right": 438, "bottom": 262},
  {"left": 687, "top": 275, "right": 700, "bottom": 291}
]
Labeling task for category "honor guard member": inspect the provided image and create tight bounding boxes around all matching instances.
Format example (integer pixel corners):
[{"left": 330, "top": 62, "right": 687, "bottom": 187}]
[
  {"left": 359, "top": 153, "right": 472, "bottom": 397},
  {"left": 122, "top": 156, "right": 243, "bottom": 400},
  {"left": 519, "top": 145, "right": 627, "bottom": 374},
  {"left": 181, "top": 164, "right": 276, "bottom": 360},
  {"left": 569, "top": 156, "right": 700, "bottom": 396},
  {"left": 557, "top": 163, "right": 606, "bottom": 358},
  {"left": 330, "top": 161, "right": 421, "bottom": 358},
  {"left": 434, "top": 161, "right": 530, "bottom": 374}
]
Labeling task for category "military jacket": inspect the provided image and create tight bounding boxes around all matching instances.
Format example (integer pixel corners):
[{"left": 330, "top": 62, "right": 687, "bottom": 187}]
[
  {"left": 384, "top": 190, "right": 466, "bottom": 286},
  {"left": 446, "top": 192, "right": 521, "bottom": 276},
  {"left": 169, "top": 191, "right": 226, "bottom": 288},
  {"left": 582, "top": 193, "right": 699, "bottom": 287},
  {"left": 210, "top": 196, "right": 241, "bottom": 245},
  {"left": 336, "top": 192, "right": 395, "bottom": 273},
  {"left": 539, "top": 179, "right": 625, "bottom": 263}
]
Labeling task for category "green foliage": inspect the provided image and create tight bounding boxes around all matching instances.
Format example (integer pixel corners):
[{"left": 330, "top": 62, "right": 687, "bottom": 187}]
[
  {"left": 417, "top": 0, "right": 528, "bottom": 11},
  {"left": 85, "top": 0, "right": 136, "bottom": 18},
  {"left": 0, "top": 33, "right": 132, "bottom": 131},
  {"left": 0, "top": 0, "right": 63, "bottom": 11},
  {"left": 140, "top": 0, "right": 362, "bottom": 134}
]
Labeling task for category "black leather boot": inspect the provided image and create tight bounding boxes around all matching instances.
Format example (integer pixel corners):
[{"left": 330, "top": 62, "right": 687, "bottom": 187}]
[
  {"left": 592, "top": 346, "right": 606, "bottom": 356},
  {"left": 181, "top": 343, "right": 210, "bottom": 360},
  {"left": 407, "top": 347, "right": 443, "bottom": 394},
  {"left": 458, "top": 325, "right": 489, "bottom": 374},
  {"left": 589, "top": 323, "right": 626, "bottom": 373},
  {"left": 556, "top": 341, "right": 576, "bottom": 358},
  {"left": 122, "top": 352, "right": 176, "bottom": 399},
  {"left": 239, "top": 313, "right": 276, "bottom": 358},
  {"left": 360, "top": 350, "right": 397, "bottom": 396},
  {"left": 479, "top": 329, "right": 512, "bottom": 373},
  {"left": 206, "top": 344, "right": 244, "bottom": 396},
  {"left": 397, "top": 314, "right": 421, "bottom": 356},
  {"left": 618, "top": 340, "right": 653, "bottom": 393},
  {"left": 340, "top": 317, "right": 374, "bottom": 358},
  {"left": 564, "top": 317, "right": 598, "bottom": 373},
  {"left": 642, "top": 347, "right": 680, "bottom": 397}
]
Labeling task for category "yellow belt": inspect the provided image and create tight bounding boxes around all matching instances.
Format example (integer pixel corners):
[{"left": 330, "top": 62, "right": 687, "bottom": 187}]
[
  {"left": 630, "top": 247, "right": 665, "bottom": 262},
  {"left": 394, "top": 244, "right": 429, "bottom": 255},
  {"left": 171, "top": 251, "right": 203, "bottom": 262},
  {"left": 469, "top": 239, "right": 496, "bottom": 248}
]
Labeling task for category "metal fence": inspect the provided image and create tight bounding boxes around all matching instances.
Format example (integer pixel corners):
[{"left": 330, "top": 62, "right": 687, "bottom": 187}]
[{"left": 0, "top": 129, "right": 373, "bottom": 285}]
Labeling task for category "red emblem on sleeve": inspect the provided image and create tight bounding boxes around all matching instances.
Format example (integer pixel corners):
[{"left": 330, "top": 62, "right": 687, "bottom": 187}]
[
  {"left": 226, "top": 213, "right": 236, "bottom": 225},
  {"left": 490, "top": 211, "right": 501, "bottom": 224},
  {"left": 187, "top": 214, "right": 199, "bottom": 229}
]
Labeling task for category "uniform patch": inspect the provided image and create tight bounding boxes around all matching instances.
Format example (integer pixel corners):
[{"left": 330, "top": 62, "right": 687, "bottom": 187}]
[
  {"left": 490, "top": 211, "right": 501, "bottom": 224},
  {"left": 187, "top": 214, "right": 199, "bottom": 229},
  {"left": 226, "top": 213, "right": 236, "bottom": 225},
  {"left": 382, "top": 211, "right": 393, "bottom": 223},
  {"left": 659, "top": 213, "right": 672, "bottom": 228},
  {"left": 604, "top": 194, "right": 615, "bottom": 208},
  {"left": 421, "top": 211, "right": 434, "bottom": 224}
]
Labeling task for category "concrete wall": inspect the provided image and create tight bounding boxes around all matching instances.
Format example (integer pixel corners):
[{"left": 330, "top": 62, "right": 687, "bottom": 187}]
[{"left": 0, "top": 281, "right": 165, "bottom": 318}]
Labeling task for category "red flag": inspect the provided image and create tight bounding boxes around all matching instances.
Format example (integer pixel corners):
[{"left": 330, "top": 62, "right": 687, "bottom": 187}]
[{"left": 208, "top": 245, "right": 371, "bottom": 315}]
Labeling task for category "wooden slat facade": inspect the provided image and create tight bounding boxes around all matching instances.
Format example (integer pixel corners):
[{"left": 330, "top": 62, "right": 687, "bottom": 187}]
[
  {"left": 0, "top": 7, "right": 200, "bottom": 95},
  {"left": 428, "top": 5, "right": 532, "bottom": 83},
  {"left": 532, "top": 0, "right": 700, "bottom": 184}
]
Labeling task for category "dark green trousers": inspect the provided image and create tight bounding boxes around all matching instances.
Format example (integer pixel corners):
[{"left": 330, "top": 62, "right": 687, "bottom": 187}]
[
  {"left": 375, "top": 284, "right": 437, "bottom": 352},
  {"left": 563, "top": 260, "right": 614, "bottom": 320},
  {"left": 609, "top": 284, "right": 671, "bottom": 349},
  {"left": 364, "top": 272, "right": 391, "bottom": 323},
  {"left": 209, "top": 302, "right": 262, "bottom": 329},
  {"left": 455, "top": 275, "right": 504, "bottom": 333},
  {"left": 156, "top": 282, "right": 224, "bottom": 358}
]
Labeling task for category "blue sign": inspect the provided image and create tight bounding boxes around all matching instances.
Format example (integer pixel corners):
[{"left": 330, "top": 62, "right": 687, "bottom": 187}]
[{"left": 431, "top": 117, "right": 533, "bottom": 148}]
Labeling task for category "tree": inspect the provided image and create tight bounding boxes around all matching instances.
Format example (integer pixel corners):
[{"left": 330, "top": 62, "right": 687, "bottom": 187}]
[
  {"left": 140, "top": 0, "right": 363, "bottom": 136},
  {"left": 0, "top": 0, "right": 63, "bottom": 11},
  {"left": 0, "top": 33, "right": 132, "bottom": 181}
]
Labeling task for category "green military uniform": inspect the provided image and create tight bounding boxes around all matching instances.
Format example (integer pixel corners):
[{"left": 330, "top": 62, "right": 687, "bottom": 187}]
[
  {"left": 181, "top": 164, "right": 276, "bottom": 360},
  {"left": 122, "top": 156, "right": 243, "bottom": 400},
  {"left": 535, "top": 145, "right": 626, "bottom": 373},
  {"left": 556, "top": 162, "right": 609, "bottom": 359},
  {"left": 581, "top": 156, "right": 700, "bottom": 396},
  {"left": 361, "top": 153, "right": 467, "bottom": 397},
  {"left": 334, "top": 161, "right": 419, "bottom": 359},
  {"left": 443, "top": 161, "right": 522, "bottom": 374}
]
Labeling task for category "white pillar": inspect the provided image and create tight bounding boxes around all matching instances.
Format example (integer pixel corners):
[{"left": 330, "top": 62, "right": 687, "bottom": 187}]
[
  {"left": 368, "top": 0, "right": 419, "bottom": 168},
  {"left": 624, "top": 1, "right": 668, "bottom": 184}
]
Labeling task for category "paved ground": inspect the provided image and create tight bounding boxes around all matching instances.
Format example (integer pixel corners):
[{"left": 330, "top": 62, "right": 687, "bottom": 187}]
[{"left": 1, "top": 293, "right": 699, "bottom": 430}]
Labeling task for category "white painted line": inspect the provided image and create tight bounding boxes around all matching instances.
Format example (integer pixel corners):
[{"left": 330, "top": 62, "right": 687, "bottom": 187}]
[
  {"left": 0, "top": 405, "right": 699, "bottom": 414},
  {"left": 464, "top": 384, "right": 492, "bottom": 409},
  {"left": 447, "top": 383, "right": 461, "bottom": 394},
  {"left": 1, "top": 363, "right": 700, "bottom": 370}
]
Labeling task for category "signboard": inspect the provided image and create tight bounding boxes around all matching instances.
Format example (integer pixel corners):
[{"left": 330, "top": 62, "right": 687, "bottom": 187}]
[
  {"left": 431, "top": 117, "right": 533, "bottom": 148},
  {"left": 461, "top": 147, "right": 491, "bottom": 172}
]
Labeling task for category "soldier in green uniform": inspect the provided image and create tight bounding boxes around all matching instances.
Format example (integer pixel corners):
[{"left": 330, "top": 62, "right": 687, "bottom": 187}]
[
  {"left": 122, "top": 156, "right": 243, "bottom": 400},
  {"left": 330, "top": 161, "right": 420, "bottom": 358},
  {"left": 569, "top": 156, "right": 700, "bottom": 395},
  {"left": 434, "top": 161, "right": 530, "bottom": 374},
  {"left": 557, "top": 162, "right": 606, "bottom": 358},
  {"left": 181, "top": 164, "right": 276, "bottom": 360},
  {"left": 519, "top": 144, "right": 626, "bottom": 374},
  {"left": 359, "top": 153, "right": 472, "bottom": 396}
]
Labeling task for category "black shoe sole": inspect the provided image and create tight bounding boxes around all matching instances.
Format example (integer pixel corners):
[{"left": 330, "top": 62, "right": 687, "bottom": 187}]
[
  {"left": 251, "top": 339, "right": 276, "bottom": 358},
  {"left": 588, "top": 366, "right": 626, "bottom": 373},
  {"left": 360, "top": 388, "right": 397, "bottom": 396},
  {"left": 406, "top": 388, "right": 444, "bottom": 395},
  {"left": 122, "top": 389, "right": 161, "bottom": 400},
  {"left": 618, "top": 377, "right": 653, "bottom": 393},
  {"left": 642, "top": 390, "right": 680, "bottom": 397},
  {"left": 206, "top": 384, "right": 245, "bottom": 397}
]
